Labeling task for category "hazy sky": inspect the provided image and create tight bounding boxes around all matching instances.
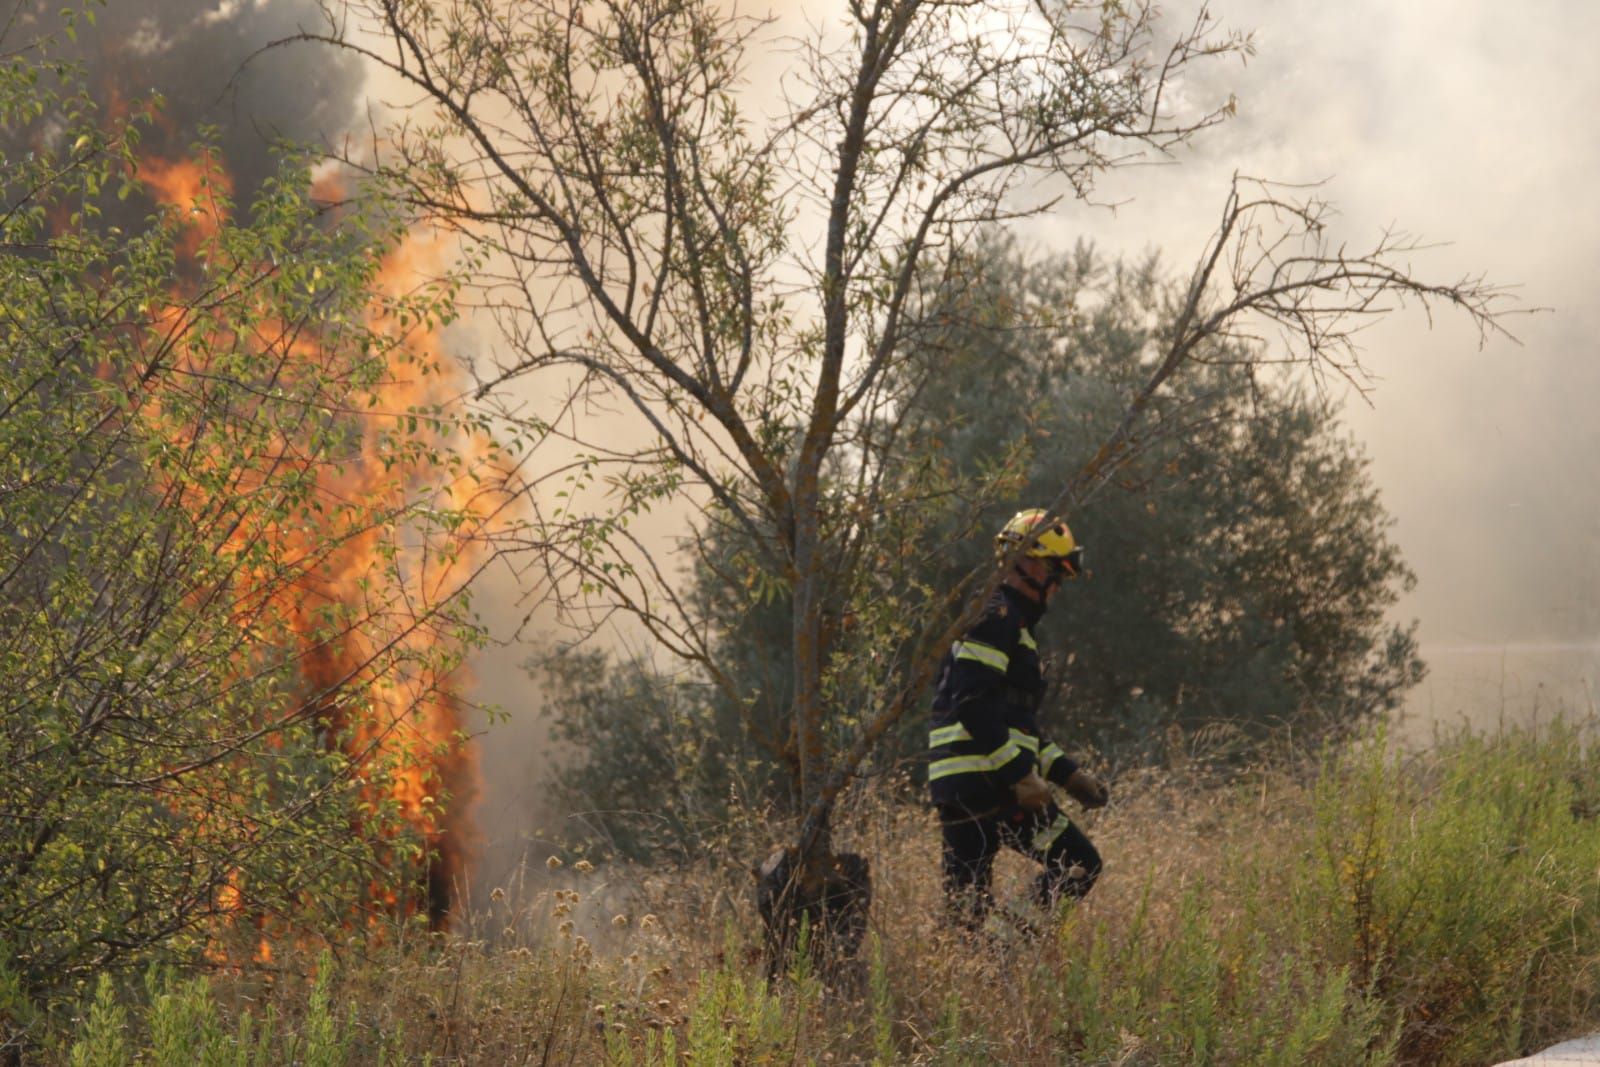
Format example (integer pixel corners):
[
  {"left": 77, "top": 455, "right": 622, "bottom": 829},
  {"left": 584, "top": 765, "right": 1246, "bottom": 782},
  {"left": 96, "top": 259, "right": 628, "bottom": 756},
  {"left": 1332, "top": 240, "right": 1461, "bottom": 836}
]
[
  {"left": 1012, "top": 1, "right": 1600, "bottom": 719},
  {"left": 1026, "top": 1, "right": 1600, "bottom": 652}
]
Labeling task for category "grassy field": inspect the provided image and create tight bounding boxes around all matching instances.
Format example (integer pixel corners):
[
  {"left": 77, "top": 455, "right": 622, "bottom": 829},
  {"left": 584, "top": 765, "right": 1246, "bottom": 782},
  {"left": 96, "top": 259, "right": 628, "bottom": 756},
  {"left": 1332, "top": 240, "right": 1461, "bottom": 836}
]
[{"left": 40, "top": 719, "right": 1600, "bottom": 1065}]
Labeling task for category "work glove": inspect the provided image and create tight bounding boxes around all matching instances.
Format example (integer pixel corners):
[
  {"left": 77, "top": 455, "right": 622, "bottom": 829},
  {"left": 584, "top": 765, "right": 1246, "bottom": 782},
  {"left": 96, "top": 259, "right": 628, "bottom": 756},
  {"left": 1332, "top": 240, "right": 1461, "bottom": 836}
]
[
  {"left": 1064, "top": 769, "right": 1109, "bottom": 809},
  {"left": 1012, "top": 771, "right": 1051, "bottom": 811}
]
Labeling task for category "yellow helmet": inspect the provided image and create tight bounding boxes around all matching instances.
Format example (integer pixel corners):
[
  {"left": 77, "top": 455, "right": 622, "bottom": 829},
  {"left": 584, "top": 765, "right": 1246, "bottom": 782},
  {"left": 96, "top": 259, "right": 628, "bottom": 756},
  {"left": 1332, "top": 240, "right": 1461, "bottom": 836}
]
[{"left": 995, "top": 508, "right": 1083, "bottom": 576}]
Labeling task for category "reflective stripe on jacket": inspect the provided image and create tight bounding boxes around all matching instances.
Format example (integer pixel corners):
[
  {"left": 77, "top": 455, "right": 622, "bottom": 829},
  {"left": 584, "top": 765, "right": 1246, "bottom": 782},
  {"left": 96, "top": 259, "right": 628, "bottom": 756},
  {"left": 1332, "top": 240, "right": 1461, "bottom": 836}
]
[{"left": 927, "top": 584, "right": 1079, "bottom": 807}]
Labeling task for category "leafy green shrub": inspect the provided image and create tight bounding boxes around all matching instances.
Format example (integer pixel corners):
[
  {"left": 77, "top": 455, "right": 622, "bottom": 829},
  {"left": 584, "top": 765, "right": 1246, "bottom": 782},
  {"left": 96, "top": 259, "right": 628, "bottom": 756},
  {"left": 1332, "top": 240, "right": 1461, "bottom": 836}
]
[
  {"left": 66, "top": 976, "right": 127, "bottom": 1067},
  {"left": 1298, "top": 725, "right": 1600, "bottom": 1063},
  {"left": 58, "top": 952, "right": 402, "bottom": 1067}
]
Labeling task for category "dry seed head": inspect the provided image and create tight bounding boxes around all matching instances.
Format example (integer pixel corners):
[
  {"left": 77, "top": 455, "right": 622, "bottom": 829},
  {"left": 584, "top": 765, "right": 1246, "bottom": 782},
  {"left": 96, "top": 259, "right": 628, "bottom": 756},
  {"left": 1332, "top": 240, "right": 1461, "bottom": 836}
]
[
  {"left": 612, "top": 914, "right": 629, "bottom": 927},
  {"left": 546, "top": 855, "right": 563, "bottom": 870},
  {"left": 490, "top": 887, "right": 506, "bottom": 902},
  {"left": 574, "top": 859, "right": 595, "bottom": 873}
]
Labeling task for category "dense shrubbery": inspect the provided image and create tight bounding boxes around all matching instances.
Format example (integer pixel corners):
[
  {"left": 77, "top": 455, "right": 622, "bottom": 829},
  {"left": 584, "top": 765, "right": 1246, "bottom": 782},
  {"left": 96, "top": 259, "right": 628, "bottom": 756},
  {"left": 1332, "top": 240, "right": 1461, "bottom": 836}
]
[{"left": 38, "top": 721, "right": 1600, "bottom": 1065}]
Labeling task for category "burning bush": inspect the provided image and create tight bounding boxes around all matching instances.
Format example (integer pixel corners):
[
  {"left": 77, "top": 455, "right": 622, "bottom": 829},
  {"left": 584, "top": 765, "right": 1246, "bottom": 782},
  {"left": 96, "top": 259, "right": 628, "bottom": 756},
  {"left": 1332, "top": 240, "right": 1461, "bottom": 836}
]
[{"left": 0, "top": 28, "right": 499, "bottom": 1026}]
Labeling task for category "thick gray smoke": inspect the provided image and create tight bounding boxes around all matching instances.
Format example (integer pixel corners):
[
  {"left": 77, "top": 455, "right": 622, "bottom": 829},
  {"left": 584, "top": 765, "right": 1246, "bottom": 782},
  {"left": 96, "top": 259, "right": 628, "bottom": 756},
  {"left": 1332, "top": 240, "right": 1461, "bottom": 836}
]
[
  {"left": 12, "top": 0, "right": 364, "bottom": 208},
  {"left": 1027, "top": 0, "right": 1600, "bottom": 726}
]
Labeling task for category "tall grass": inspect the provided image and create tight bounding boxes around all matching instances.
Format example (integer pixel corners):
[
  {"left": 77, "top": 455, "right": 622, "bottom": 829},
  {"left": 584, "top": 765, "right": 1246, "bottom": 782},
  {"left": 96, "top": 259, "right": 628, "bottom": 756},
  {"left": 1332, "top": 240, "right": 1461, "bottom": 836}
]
[{"left": 31, "top": 720, "right": 1600, "bottom": 1065}]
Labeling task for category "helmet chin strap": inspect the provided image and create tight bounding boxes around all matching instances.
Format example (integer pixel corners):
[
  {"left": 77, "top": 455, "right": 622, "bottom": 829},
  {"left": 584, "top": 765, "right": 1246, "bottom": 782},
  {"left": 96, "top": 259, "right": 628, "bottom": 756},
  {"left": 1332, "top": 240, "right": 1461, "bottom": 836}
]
[{"left": 1014, "top": 563, "right": 1059, "bottom": 598}]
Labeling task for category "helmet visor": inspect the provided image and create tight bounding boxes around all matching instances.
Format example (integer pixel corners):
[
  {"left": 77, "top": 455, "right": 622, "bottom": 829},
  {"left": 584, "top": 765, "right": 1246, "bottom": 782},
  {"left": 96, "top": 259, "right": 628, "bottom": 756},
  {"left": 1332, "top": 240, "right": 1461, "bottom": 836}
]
[{"left": 1052, "top": 546, "right": 1084, "bottom": 579}]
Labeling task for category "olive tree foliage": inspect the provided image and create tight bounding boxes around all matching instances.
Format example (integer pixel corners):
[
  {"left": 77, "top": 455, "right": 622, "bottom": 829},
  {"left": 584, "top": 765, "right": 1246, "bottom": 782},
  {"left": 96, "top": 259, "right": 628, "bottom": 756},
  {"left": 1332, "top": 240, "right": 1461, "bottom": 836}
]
[
  {"left": 0, "top": 32, "right": 490, "bottom": 1017},
  {"left": 900, "top": 235, "right": 1426, "bottom": 758},
  {"left": 293, "top": 0, "right": 1508, "bottom": 864},
  {"left": 546, "top": 235, "right": 1425, "bottom": 860}
]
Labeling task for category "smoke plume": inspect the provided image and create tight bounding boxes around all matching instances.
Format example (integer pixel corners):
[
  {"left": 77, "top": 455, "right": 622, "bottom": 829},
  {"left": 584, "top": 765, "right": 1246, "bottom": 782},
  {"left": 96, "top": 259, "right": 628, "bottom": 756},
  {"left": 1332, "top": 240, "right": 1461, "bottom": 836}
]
[{"left": 10, "top": 0, "right": 364, "bottom": 210}]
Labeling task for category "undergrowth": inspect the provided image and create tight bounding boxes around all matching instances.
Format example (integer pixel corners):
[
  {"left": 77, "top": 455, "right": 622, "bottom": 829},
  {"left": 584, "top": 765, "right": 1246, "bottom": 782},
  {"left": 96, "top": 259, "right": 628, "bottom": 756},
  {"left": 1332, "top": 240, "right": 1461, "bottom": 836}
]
[{"left": 13, "top": 720, "right": 1600, "bottom": 1065}]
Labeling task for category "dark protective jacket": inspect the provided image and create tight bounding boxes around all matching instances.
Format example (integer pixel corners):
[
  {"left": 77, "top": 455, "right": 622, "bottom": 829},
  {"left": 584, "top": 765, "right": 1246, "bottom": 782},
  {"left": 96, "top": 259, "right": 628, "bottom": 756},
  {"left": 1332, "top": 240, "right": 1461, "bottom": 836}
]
[{"left": 927, "top": 583, "right": 1080, "bottom": 808}]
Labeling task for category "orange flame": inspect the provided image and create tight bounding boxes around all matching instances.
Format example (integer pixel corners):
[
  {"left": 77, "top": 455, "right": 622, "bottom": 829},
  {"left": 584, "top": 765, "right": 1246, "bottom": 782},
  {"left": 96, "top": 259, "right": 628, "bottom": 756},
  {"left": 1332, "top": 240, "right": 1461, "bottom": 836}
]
[
  {"left": 137, "top": 154, "right": 231, "bottom": 258},
  {"left": 133, "top": 148, "right": 489, "bottom": 933}
]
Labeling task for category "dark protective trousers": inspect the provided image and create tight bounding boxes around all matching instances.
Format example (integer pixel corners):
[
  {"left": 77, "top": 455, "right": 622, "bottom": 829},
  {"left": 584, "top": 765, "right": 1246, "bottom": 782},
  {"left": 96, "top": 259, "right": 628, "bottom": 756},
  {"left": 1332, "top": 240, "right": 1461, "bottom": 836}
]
[{"left": 938, "top": 798, "right": 1101, "bottom": 929}]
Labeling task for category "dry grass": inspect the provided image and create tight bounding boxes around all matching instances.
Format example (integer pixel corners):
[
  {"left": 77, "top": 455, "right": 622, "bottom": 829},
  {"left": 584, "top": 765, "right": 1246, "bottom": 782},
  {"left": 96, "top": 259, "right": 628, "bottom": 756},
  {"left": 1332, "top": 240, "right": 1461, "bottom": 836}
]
[{"left": 50, "top": 720, "right": 1600, "bottom": 1065}]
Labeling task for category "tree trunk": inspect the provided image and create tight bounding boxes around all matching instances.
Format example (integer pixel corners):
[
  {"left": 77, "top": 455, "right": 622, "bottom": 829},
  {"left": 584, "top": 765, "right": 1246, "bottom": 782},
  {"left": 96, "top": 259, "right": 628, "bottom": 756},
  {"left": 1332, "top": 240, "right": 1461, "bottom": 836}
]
[
  {"left": 762, "top": 454, "right": 874, "bottom": 982},
  {"left": 754, "top": 841, "right": 871, "bottom": 991}
]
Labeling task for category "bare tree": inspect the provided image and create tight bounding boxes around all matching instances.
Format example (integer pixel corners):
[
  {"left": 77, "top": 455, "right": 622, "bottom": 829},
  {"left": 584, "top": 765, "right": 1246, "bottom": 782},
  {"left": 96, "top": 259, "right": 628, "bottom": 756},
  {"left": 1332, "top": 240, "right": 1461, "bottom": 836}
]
[{"left": 285, "top": 0, "right": 1511, "bottom": 959}]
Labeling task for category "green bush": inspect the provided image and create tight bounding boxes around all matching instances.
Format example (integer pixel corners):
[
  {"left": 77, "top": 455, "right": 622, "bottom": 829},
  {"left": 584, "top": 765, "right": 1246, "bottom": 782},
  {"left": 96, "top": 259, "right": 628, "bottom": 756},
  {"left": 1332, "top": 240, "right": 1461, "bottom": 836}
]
[
  {"left": 1021, "top": 722, "right": 1600, "bottom": 1065},
  {"left": 59, "top": 953, "right": 402, "bottom": 1067},
  {"left": 1298, "top": 725, "right": 1600, "bottom": 1063}
]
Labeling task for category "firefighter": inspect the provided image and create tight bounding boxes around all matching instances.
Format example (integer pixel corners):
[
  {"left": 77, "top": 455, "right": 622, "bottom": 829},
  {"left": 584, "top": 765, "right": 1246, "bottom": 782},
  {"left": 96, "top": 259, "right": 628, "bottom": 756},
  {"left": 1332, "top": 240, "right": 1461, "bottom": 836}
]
[{"left": 928, "top": 508, "right": 1108, "bottom": 929}]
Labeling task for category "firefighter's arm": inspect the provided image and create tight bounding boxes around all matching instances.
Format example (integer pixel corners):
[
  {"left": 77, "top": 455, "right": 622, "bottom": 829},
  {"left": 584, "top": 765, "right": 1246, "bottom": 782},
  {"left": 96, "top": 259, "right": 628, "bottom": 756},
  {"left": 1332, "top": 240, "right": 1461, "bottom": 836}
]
[
  {"left": 1040, "top": 737, "right": 1108, "bottom": 808},
  {"left": 1037, "top": 738, "right": 1080, "bottom": 787},
  {"left": 948, "top": 691, "right": 1035, "bottom": 786},
  {"left": 946, "top": 615, "right": 1034, "bottom": 785},
  {"left": 1064, "top": 769, "right": 1108, "bottom": 808}
]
